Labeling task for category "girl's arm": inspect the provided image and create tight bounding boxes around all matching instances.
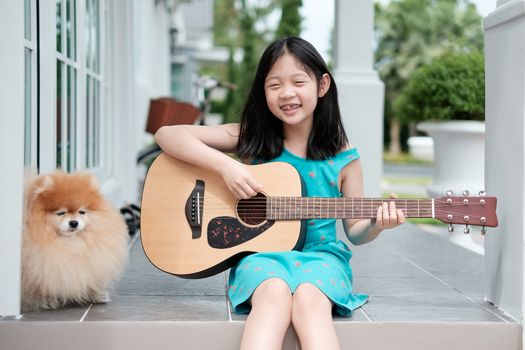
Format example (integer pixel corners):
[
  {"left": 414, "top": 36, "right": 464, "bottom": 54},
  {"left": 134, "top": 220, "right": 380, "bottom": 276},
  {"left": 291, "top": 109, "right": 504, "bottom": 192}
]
[
  {"left": 339, "top": 159, "right": 405, "bottom": 245},
  {"left": 154, "top": 124, "right": 263, "bottom": 199}
]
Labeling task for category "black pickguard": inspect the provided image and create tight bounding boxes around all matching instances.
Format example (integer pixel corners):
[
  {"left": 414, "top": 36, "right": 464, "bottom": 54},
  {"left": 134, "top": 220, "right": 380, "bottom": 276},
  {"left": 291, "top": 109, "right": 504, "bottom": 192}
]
[{"left": 207, "top": 217, "right": 275, "bottom": 249}]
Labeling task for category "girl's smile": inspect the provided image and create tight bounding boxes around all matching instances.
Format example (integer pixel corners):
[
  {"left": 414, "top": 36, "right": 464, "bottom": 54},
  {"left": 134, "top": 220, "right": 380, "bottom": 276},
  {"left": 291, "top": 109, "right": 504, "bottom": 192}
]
[{"left": 280, "top": 103, "right": 302, "bottom": 113}]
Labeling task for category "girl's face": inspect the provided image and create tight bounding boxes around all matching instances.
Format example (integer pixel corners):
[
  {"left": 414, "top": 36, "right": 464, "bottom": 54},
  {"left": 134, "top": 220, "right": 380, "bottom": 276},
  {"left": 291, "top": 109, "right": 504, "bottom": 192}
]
[{"left": 264, "top": 53, "right": 329, "bottom": 129}]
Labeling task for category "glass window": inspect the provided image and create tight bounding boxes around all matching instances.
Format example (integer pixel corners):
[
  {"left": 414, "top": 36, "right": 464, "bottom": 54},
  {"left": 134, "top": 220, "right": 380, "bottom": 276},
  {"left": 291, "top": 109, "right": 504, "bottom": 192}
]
[
  {"left": 24, "top": 0, "right": 37, "bottom": 168},
  {"left": 85, "top": 0, "right": 102, "bottom": 168},
  {"left": 171, "top": 63, "right": 184, "bottom": 99},
  {"left": 56, "top": 0, "right": 79, "bottom": 172},
  {"left": 24, "top": 48, "right": 32, "bottom": 165}
]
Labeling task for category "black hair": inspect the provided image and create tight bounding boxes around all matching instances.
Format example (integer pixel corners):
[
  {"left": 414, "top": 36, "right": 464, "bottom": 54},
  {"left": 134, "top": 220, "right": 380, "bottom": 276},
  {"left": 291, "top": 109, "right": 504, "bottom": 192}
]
[{"left": 237, "top": 36, "right": 348, "bottom": 161}]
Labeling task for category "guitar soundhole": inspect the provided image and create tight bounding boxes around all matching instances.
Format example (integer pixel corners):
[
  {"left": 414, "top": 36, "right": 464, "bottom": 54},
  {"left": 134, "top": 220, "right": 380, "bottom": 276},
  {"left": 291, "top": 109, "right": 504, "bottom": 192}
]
[{"left": 237, "top": 193, "right": 267, "bottom": 226}]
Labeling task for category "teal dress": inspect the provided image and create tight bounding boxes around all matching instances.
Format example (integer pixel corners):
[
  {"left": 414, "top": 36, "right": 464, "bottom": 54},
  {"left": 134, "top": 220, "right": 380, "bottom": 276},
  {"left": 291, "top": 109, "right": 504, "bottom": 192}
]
[{"left": 227, "top": 148, "right": 368, "bottom": 316}]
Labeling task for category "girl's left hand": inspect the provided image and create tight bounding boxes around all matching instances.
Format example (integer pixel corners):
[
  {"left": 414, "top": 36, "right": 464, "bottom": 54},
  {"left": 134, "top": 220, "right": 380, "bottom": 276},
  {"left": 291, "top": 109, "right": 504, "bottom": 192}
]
[{"left": 374, "top": 193, "right": 406, "bottom": 230}]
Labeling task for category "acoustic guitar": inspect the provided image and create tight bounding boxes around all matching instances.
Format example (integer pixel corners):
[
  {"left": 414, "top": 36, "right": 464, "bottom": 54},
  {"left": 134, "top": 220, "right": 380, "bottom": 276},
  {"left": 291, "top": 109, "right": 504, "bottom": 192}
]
[{"left": 141, "top": 153, "right": 498, "bottom": 279}]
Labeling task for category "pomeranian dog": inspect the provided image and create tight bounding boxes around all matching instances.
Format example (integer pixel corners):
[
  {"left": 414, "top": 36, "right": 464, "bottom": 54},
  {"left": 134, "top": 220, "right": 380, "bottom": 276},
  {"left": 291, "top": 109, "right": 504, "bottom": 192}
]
[{"left": 21, "top": 171, "right": 129, "bottom": 311}]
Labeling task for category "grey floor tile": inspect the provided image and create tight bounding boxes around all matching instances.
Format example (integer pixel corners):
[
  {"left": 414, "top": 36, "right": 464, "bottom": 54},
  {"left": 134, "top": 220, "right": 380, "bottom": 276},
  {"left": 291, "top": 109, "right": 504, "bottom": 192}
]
[
  {"left": 17, "top": 304, "right": 89, "bottom": 322},
  {"left": 84, "top": 295, "right": 229, "bottom": 321},
  {"left": 362, "top": 294, "right": 505, "bottom": 322},
  {"left": 355, "top": 275, "right": 461, "bottom": 298},
  {"left": 114, "top": 270, "right": 226, "bottom": 296}
]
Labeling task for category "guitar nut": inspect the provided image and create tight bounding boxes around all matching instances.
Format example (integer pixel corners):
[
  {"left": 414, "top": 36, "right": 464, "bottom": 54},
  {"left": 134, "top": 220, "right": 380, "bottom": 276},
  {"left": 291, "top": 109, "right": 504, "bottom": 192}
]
[
  {"left": 447, "top": 214, "right": 453, "bottom": 220},
  {"left": 463, "top": 199, "right": 469, "bottom": 205},
  {"left": 464, "top": 215, "right": 470, "bottom": 222},
  {"left": 481, "top": 217, "right": 486, "bottom": 223}
]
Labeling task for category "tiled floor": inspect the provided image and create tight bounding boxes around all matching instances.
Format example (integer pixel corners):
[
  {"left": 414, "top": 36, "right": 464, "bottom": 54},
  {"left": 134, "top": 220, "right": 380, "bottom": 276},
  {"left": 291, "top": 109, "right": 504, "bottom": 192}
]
[{"left": 17, "top": 222, "right": 514, "bottom": 324}]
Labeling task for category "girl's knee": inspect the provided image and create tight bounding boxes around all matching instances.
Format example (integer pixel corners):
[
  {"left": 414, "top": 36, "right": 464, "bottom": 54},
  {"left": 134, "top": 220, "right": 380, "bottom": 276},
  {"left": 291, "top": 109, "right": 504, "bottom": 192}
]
[
  {"left": 251, "top": 278, "right": 292, "bottom": 309},
  {"left": 292, "top": 283, "right": 332, "bottom": 316}
]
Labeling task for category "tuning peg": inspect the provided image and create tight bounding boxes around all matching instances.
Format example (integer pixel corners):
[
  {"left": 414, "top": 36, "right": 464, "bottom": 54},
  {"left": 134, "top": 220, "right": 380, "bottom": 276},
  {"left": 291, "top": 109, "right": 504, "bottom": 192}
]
[
  {"left": 448, "top": 224, "right": 454, "bottom": 232},
  {"left": 462, "top": 190, "right": 470, "bottom": 196},
  {"left": 481, "top": 226, "right": 486, "bottom": 235},
  {"left": 446, "top": 190, "right": 454, "bottom": 196},
  {"left": 464, "top": 225, "right": 470, "bottom": 234},
  {"left": 478, "top": 190, "right": 486, "bottom": 196}
]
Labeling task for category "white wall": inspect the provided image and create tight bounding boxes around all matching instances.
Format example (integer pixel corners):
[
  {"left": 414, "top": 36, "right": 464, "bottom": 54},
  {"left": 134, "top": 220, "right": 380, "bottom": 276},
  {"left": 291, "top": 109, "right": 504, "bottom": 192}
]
[
  {"left": 0, "top": 1, "right": 24, "bottom": 318},
  {"left": 484, "top": 0, "right": 525, "bottom": 321}
]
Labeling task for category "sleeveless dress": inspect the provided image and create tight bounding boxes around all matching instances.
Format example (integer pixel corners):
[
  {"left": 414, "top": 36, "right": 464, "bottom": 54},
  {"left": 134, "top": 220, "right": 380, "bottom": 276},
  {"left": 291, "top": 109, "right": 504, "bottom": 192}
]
[{"left": 227, "top": 147, "right": 369, "bottom": 316}]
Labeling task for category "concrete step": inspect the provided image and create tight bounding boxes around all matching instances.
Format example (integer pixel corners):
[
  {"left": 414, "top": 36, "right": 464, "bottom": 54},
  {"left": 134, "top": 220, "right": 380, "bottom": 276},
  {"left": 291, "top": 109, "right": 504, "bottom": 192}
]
[{"left": 0, "top": 320, "right": 520, "bottom": 350}]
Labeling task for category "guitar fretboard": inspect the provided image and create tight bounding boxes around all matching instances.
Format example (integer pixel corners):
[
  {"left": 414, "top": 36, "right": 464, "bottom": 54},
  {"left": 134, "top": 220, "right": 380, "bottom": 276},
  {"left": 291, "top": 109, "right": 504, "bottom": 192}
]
[{"left": 266, "top": 197, "right": 433, "bottom": 220}]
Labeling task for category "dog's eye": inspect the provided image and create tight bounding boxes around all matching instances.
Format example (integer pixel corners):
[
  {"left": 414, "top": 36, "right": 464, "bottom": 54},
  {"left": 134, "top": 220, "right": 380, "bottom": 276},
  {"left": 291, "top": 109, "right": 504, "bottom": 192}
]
[
  {"left": 78, "top": 210, "right": 86, "bottom": 215},
  {"left": 56, "top": 211, "right": 66, "bottom": 216}
]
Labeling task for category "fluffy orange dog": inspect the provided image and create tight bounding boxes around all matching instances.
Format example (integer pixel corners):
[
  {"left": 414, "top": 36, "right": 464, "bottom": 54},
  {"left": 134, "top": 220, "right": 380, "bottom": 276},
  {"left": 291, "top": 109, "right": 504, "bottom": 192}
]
[{"left": 21, "top": 172, "right": 129, "bottom": 311}]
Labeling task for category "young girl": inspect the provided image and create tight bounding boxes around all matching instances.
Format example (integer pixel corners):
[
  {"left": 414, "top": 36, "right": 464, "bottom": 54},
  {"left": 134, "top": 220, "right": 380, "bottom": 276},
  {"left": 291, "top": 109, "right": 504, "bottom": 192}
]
[{"left": 155, "top": 36, "right": 405, "bottom": 350}]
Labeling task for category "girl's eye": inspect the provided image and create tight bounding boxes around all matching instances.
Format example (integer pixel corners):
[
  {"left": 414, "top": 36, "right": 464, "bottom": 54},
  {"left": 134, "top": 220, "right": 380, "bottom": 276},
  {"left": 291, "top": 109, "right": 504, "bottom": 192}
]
[
  {"left": 56, "top": 211, "right": 66, "bottom": 216},
  {"left": 79, "top": 210, "right": 86, "bottom": 215},
  {"left": 267, "top": 84, "right": 280, "bottom": 89}
]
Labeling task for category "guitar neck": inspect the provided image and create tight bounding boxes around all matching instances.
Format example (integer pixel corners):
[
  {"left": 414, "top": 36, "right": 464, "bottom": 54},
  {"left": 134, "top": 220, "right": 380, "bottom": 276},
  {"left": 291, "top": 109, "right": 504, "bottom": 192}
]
[{"left": 266, "top": 197, "right": 433, "bottom": 220}]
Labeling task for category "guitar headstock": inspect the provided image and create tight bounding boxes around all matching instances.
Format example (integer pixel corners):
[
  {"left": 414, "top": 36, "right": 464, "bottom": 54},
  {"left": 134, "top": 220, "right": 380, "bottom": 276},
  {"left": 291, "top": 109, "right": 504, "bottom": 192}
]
[{"left": 434, "top": 191, "right": 498, "bottom": 233}]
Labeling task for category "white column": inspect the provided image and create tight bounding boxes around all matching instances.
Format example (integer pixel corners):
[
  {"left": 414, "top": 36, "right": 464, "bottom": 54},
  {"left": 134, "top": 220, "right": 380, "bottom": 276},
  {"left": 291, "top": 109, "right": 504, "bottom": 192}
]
[
  {"left": 0, "top": 1, "right": 24, "bottom": 318},
  {"left": 484, "top": 0, "right": 525, "bottom": 321},
  {"left": 333, "top": 0, "right": 384, "bottom": 196}
]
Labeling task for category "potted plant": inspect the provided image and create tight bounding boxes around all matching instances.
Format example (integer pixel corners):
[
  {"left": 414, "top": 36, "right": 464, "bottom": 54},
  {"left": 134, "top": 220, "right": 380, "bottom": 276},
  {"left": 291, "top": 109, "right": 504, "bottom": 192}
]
[{"left": 394, "top": 51, "right": 485, "bottom": 197}]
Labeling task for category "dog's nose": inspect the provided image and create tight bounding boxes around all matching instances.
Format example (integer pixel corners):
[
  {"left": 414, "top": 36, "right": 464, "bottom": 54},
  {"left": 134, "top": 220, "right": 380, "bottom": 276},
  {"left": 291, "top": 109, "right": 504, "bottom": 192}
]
[{"left": 69, "top": 220, "right": 79, "bottom": 228}]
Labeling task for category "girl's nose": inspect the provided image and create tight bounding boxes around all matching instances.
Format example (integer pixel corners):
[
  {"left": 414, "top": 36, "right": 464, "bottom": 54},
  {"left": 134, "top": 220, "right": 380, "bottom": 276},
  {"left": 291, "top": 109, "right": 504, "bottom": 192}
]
[{"left": 279, "top": 85, "right": 296, "bottom": 98}]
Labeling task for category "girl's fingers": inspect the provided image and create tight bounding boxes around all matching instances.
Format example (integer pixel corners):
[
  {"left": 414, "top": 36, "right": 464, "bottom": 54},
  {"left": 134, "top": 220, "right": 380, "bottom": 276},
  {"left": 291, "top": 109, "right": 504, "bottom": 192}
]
[
  {"left": 247, "top": 178, "right": 264, "bottom": 194},
  {"left": 382, "top": 202, "right": 389, "bottom": 225},
  {"left": 389, "top": 201, "right": 397, "bottom": 226},
  {"left": 397, "top": 209, "right": 406, "bottom": 224},
  {"left": 375, "top": 205, "right": 382, "bottom": 228}
]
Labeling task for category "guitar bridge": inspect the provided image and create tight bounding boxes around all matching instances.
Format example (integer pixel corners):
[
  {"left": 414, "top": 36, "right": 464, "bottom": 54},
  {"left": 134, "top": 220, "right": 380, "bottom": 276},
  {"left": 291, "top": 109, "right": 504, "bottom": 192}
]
[{"left": 185, "top": 180, "right": 205, "bottom": 239}]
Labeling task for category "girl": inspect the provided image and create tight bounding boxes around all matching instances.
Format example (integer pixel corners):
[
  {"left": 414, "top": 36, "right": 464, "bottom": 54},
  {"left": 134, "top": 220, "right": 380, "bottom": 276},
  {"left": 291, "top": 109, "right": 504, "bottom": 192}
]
[{"left": 155, "top": 36, "right": 405, "bottom": 350}]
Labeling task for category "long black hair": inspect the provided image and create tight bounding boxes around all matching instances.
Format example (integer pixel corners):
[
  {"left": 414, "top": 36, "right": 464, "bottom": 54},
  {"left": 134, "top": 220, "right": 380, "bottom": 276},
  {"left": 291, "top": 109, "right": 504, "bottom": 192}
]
[{"left": 237, "top": 36, "right": 348, "bottom": 161}]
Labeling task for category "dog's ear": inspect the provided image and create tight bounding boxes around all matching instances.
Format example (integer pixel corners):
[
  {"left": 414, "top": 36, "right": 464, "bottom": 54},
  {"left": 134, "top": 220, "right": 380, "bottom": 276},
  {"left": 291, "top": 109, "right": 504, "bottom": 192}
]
[
  {"left": 31, "top": 174, "right": 54, "bottom": 199},
  {"left": 89, "top": 174, "right": 100, "bottom": 190}
]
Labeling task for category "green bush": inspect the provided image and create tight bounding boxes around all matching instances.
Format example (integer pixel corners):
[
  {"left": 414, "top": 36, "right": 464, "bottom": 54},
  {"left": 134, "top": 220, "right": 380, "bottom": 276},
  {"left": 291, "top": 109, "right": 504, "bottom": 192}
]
[{"left": 394, "top": 51, "right": 485, "bottom": 123}]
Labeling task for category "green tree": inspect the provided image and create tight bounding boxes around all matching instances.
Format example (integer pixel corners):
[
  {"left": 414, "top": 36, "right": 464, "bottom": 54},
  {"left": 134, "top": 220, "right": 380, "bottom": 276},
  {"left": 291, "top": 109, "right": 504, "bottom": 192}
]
[
  {"left": 212, "top": 0, "right": 298, "bottom": 123},
  {"left": 374, "top": 0, "right": 483, "bottom": 154},
  {"left": 275, "top": 0, "right": 303, "bottom": 39},
  {"left": 394, "top": 51, "right": 485, "bottom": 123}
]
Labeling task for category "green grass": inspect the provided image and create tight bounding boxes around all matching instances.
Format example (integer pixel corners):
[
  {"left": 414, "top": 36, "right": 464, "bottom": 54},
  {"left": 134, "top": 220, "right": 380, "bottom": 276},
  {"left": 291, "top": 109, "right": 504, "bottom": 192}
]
[
  {"left": 383, "top": 151, "right": 433, "bottom": 165},
  {"left": 407, "top": 218, "right": 446, "bottom": 225}
]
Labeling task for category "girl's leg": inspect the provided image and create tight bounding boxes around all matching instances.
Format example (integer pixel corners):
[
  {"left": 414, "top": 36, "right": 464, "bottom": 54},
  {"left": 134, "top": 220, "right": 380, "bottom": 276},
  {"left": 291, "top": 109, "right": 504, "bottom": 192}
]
[
  {"left": 240, "top": 278, "right": 293, "bottom": 350},
  {"left": 291, "top": 283, "right": 341, "bottom": 350}
]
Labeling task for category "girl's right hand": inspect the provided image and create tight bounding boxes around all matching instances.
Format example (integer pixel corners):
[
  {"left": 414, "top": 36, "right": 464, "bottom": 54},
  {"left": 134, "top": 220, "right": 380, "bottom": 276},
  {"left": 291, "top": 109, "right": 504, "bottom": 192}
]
[{"left": 219, "top": 160, "right": 263, "bottom": 199}]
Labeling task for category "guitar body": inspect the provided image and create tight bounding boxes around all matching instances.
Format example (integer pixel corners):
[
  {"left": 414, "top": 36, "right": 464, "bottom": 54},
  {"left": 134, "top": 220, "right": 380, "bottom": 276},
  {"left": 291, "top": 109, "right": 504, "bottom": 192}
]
[{"left": 141, "top": 153, "right": 306, "bottom": 279}]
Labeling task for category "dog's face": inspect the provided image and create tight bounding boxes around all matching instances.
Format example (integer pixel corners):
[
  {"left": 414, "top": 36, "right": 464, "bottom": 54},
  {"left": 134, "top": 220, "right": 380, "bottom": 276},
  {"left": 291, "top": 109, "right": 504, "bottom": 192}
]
[
  {"left": 29, "top": 172, "right": 104, "bottom": 238},
  {"left": 50, "top": 207, "right": 89, "bottom": 236}
]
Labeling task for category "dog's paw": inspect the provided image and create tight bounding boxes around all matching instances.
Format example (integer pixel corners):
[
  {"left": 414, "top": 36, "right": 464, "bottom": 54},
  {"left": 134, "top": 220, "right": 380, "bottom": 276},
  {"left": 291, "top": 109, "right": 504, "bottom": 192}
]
[
  {"left": 91, "top": 291, "right": 111, "bottom": 304},
  {"left": 40, "top": 299, "right": 62, "bottom": 310}
]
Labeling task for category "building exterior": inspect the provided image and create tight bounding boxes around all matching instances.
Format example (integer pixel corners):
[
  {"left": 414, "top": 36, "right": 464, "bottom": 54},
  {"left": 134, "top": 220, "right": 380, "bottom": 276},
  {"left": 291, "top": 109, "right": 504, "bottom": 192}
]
[{"left": 0, "top": 0, "right": 181, "bottom": 318}]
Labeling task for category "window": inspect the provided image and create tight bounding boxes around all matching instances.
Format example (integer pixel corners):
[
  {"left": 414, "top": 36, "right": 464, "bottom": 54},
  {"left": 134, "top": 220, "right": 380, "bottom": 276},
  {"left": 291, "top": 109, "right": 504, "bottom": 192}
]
[
  {"left": 49, "top": 0, "right": 106, "bottom": 172},
  {"left": 85, "top": 0, "right": 102, "bottom": 168},
  {"left": 24, "top": 0, "right": 37, "bottom": 167},
  {"left": 55, "top": 0, "right": 77, "bottom": 171},
  {"left": 171, "top": 63, "right": 184, "bottom": 99}
]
